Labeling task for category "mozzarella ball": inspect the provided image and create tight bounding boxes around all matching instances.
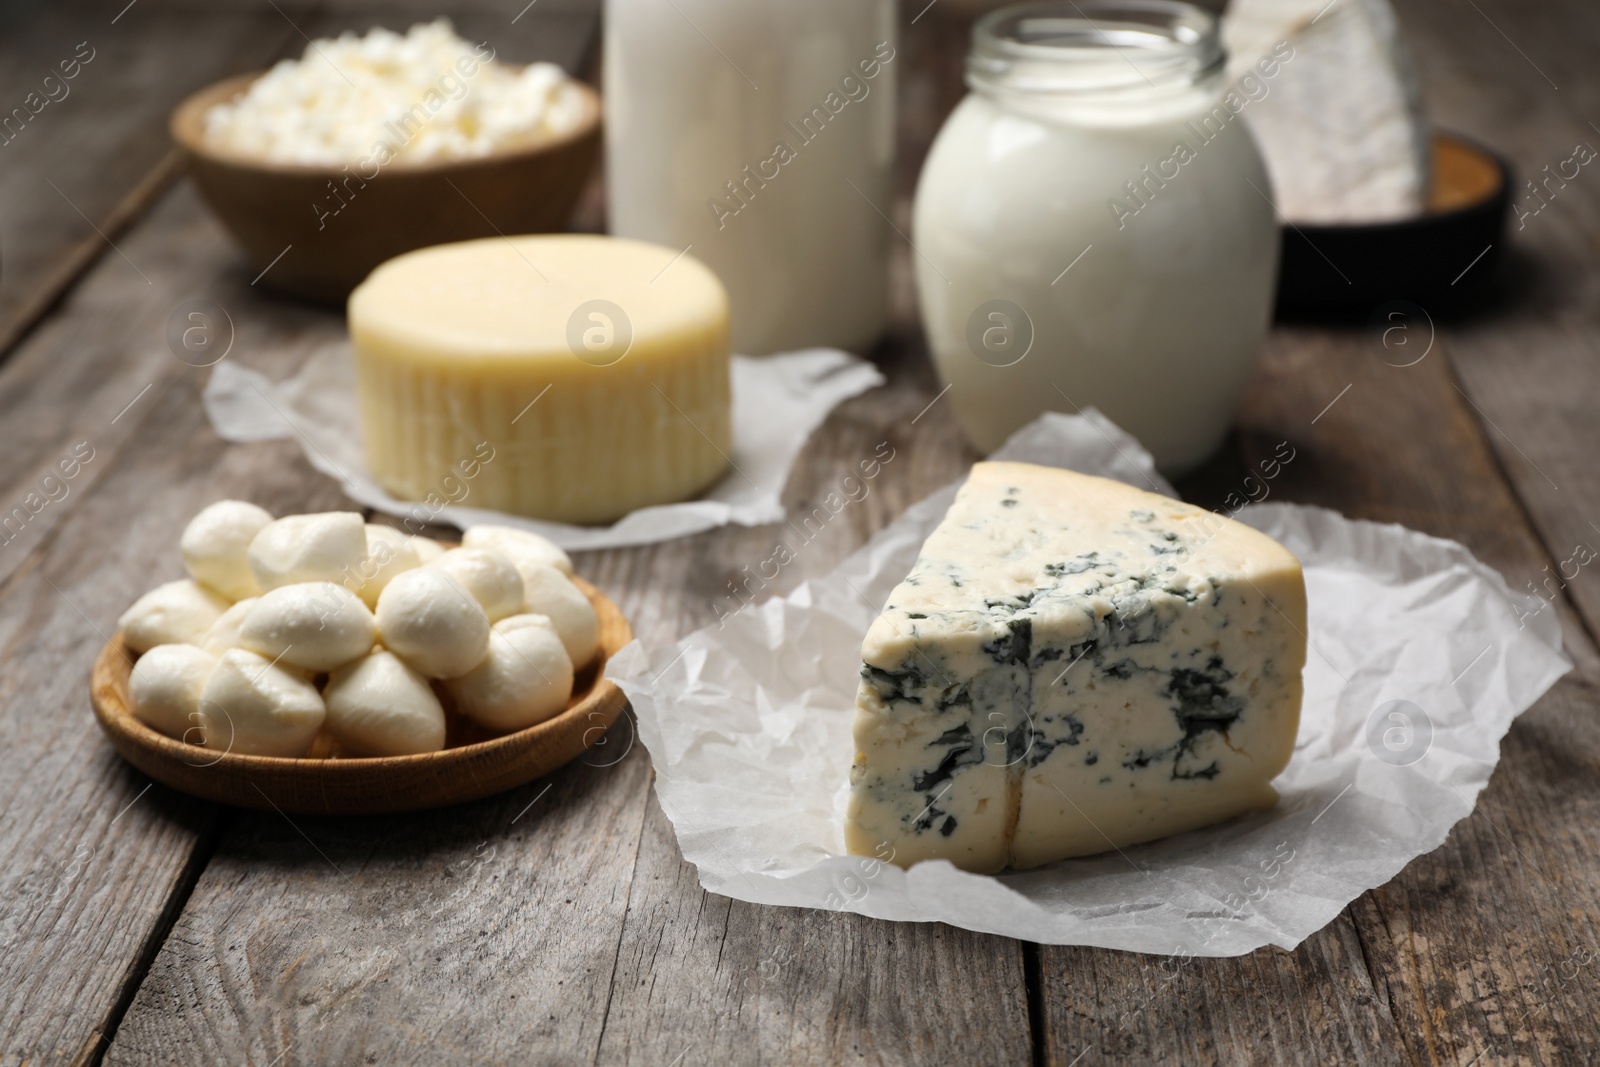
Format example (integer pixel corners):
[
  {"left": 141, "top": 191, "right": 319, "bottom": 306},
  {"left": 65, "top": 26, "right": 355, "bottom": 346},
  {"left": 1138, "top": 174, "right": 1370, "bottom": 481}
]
[
  {"left": 445, "top": 624, "right": 573, "bottom": 732},
  {"left": 201, "top": 597, "right": 257, "bottom": 655},
  {"left": 493, "top": 612, "right": 556, "bottom": 636},
  {"left": 429, "top": 547, "right": 524, "bottom": 622},
  {"left": 180, "top": 500, "right": 273, "bottom": 600},
  {"left": 356, "top": 524, "right": 424, "bottom": 608},
  {"left": 119, "top": 579, "right": 230, "bottom": 654},
  {"left": 248, "top": 512, "right": 367, "bottom": 591},
  {"left": 198, "top": 648, "right": 325, "bottom": 757},
  {"left": 375, "top": 568, "right": 491, "bottom": 679},
  {"left": 324, "top": 649, "right": 446, "bottom": 756},
  {"left": 462, "top": 525, "right": 573, "bottom": 577},
  {"left": 520, "top": 565, "right": 600, "bottom": 667},
  {"left": 128, "top": 643, "right": 216, "bottom": 739},
  {"left": 238, "top": 582, "right": 376, "bottom": 672},
  {"left": 410, "top": 536, "right": 445, "bottom": 564}
]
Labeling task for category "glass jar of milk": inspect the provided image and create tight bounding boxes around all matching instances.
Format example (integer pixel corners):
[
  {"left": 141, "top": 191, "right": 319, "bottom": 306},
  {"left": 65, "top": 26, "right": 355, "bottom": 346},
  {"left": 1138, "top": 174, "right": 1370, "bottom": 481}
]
[
  {"left": 605, "top": 0, "right": 897, "bottom": 356},
  {"left": 913, "top": 0, "right": 1279, "bottom": 475}
]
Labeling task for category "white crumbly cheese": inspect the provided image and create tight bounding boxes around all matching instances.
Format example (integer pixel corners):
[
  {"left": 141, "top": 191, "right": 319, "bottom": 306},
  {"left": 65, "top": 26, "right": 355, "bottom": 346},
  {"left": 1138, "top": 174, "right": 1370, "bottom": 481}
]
[
  {"left": 845, "top": 463, "right": 1306, "bottom": 873},
  {"left": 1224, "top": 0, "right": 1430, "bottom": 222},
  {"left": 202, "top": 19, "right": 588, "bottom": 165}
]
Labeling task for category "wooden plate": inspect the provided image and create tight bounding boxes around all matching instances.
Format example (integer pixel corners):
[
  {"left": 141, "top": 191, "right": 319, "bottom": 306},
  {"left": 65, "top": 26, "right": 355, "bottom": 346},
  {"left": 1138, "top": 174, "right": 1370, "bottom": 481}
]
[{"left": 90, "top": 578, "right": 632, "bottom": 815}]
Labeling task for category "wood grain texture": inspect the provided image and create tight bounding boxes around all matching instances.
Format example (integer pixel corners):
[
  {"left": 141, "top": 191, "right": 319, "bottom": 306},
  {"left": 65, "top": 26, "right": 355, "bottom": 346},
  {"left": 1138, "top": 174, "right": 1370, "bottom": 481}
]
[
  {"left": 0, "top": 0, "right": 297, "bottom": 362},
  {"left": 1390, "top": 0, "right": 1600, "bottom": 645},
  {"left": 595, "top": 795, "right": 1032, "bottom": 1067},
  {"left": 882, "top": 1, "right": 1600, "bottom": 1063},
  {"left": 583, "top": 327, "right": 1029, "bottom": 1067},
  {"left": 107, "top": 10, "right": 1033, "bottom": 1063},
  {"left": 106, "top": 751, "right": 653, "bottom": 1067}
]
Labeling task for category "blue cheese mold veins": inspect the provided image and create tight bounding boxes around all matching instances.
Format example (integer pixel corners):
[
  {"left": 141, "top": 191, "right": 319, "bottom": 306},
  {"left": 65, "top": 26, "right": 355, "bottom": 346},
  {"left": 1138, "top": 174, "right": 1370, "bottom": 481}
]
[{"left": 844, "top": 462, "right": 1307, "bottom": 873}]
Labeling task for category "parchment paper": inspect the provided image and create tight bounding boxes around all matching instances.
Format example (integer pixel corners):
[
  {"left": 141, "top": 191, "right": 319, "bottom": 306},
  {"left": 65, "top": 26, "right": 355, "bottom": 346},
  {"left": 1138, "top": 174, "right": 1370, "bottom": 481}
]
[
  {"left": 610, "top": 411, "right": 1571, "bottom": 955},
  {"left": 202, "top": 347, "right": 884, "bottom": 551}
]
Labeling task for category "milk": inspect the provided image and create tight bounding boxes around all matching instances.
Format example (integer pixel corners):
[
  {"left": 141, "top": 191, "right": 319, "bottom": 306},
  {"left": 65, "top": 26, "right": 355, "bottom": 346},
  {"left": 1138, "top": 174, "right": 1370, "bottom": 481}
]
[
  {"left": 604, "top": 0, "right": 897, "bottom": 356},
  {"left": 912, "top": 3, "right": 1280, "bottom": 475}
]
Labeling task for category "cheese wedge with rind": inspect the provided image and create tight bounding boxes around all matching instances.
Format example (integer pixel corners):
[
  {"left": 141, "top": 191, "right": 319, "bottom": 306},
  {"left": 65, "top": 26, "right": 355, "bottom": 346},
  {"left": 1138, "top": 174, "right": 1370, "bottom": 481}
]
[{"left": 846, "top": 462, "right": 1306, "bottom": 873}]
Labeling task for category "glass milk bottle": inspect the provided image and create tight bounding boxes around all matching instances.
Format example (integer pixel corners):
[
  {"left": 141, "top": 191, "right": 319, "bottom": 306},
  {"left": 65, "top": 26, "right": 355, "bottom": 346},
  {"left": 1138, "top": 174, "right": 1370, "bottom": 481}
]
[
  {"left": 604, "top": 0, "right": 897, "bottom": 356},
  {"left": 913, "top": 0, "right": 1279, "bottom": 475}
]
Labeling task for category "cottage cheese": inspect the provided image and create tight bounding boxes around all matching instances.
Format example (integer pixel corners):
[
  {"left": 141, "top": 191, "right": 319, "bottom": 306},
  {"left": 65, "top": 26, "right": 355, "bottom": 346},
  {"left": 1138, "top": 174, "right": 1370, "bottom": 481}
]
[{"left": 203, "top": 19, "right": 588, "bottom": 165}]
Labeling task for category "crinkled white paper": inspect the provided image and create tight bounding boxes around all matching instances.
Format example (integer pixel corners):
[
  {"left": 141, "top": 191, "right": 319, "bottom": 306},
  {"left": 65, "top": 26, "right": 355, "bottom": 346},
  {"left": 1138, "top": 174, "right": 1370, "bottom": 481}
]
[
  {"left": 611, "top": 412, "right": 1572, "bottom": 955},
  {"left": 202, "top": 347, "right": 884, "bottom": 551}
]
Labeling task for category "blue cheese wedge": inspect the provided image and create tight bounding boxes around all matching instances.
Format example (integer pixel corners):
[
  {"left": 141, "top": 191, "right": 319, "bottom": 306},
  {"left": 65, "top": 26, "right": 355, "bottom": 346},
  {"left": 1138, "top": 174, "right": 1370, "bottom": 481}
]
[{"left": 845, "top": 462, "right": 1306, "bottom": 873}]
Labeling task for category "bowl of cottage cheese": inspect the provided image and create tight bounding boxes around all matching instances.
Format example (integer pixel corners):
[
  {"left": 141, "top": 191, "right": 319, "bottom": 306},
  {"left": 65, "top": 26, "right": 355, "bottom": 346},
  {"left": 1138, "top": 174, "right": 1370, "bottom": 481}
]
[{"left": 171, "top": 20, "right": 600, "bottom": 301}]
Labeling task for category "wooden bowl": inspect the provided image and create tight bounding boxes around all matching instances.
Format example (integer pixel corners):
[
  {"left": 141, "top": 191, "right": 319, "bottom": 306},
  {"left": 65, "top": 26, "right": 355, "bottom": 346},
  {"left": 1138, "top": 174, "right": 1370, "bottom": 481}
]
[
  {"left": 1275, "top": 130, "right": 1512, "bottom": 318},
  {"left": 170, "top": 70, "right": 601, "bottom": 303},
  {"left": 90, "top": 578, "right": 632, "bottom": 815}
]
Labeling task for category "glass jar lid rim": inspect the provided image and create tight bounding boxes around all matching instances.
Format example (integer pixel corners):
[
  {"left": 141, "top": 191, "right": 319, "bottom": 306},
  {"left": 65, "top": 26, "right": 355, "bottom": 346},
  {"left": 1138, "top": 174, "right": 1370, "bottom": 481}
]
[{"left": 969, "top": 0, "right": 1224, "bottom": 97}]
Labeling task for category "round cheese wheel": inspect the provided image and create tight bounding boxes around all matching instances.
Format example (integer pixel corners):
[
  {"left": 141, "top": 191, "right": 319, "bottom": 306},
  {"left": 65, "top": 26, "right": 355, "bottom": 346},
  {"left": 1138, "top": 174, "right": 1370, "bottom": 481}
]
[{"left": 349, "top": 235, "right": 731, "bottom": 524}]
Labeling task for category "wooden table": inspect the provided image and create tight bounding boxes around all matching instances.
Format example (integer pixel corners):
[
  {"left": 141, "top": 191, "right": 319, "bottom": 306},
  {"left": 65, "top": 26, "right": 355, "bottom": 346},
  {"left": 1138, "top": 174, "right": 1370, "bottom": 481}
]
[{"left": 3, "top": 1, "right": 1597, "bottom": 1063}]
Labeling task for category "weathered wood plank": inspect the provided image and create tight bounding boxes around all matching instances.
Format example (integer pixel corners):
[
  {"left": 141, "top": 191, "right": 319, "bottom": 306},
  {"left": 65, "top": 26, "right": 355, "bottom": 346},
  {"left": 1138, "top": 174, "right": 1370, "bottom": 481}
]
[
  {"left": 0, "top": 0, "right": 297, "bottom": 362},
  {"left": 594, "top": 798, "right": 1032, "bottom": 1067},
  {"left": 1389, "top": 0, "right": 1600, "bottom": 645},
  {"left": 98, "top": 293, "right": 1030, "bottom": 1067},
  {"left": 103, "top": 7, "right": 1036, "bottom": 1063},
  {"left": 583, "top": 11, "right": 1033, "bottom": 1061},
  {"left": 898, "top": 0, "right": 1600, "bottom": 1057},
  {"left": 106, "top": 752, "right": 653, "bottom": 1067}
]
